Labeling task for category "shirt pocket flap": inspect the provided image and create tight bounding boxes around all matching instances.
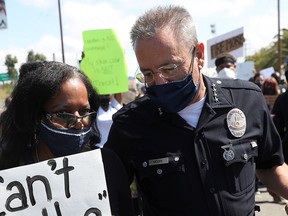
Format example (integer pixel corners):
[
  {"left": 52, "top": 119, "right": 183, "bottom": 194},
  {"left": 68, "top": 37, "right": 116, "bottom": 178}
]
[{"left": 221, "top": 140, "right": 258, "bottom": 167}]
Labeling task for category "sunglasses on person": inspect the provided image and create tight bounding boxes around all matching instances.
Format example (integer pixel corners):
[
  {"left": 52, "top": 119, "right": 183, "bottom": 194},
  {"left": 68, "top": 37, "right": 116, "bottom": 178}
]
[{"left": 45, "top": 111, "right": 97, "bottom": 129}]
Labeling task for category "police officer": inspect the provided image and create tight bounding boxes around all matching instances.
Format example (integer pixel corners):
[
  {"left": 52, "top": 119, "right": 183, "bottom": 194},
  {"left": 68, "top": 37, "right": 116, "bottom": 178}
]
[{"left": 105, "top": 5, "right": 288, "bottom": 216}]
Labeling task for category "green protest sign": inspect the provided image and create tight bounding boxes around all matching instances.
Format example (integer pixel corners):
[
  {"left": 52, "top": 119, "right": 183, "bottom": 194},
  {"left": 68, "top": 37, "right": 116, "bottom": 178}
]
[{"left": 81, "top": 29, "right": 128, "bottom": 95}]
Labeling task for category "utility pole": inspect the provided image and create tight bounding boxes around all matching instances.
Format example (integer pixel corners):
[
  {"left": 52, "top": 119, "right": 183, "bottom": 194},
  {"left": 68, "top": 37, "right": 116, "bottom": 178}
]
[
  {"left": 58, "top": 0, "right": 65, "bottom": 63},
  {"left": 277, "top": 0, "right": 281, "bottom": 73}
]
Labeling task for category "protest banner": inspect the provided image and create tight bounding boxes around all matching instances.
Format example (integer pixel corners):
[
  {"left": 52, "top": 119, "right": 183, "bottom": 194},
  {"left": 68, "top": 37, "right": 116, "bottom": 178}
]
[
  {"left": 0, "top": 149, "right": 111, "bottom": 215},
  {"left": 207, "top": 27, "right": 245, "bottom": 68},
  {"left": 0, "top": 0, "right": 7, "bottom": 29},
  {"left": 81, "top": 29, "right": 128, "bottom": 95}
]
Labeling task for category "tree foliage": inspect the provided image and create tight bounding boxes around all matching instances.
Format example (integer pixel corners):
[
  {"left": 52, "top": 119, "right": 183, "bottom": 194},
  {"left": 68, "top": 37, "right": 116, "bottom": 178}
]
[
  {"left": 4, "top": 54, "right": 18, "bottom": 80},
  {"left": 26, "top": 50, "right": 47, "bottom": 62},
  {"left": 246, "top": 28, "right": 288, "bottom": 73}
]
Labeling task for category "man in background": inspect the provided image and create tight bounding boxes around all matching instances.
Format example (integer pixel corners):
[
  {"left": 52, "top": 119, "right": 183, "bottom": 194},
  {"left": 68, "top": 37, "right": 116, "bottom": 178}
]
[{"left": 215, "top": 52, "right": 237, "bottom": 79}]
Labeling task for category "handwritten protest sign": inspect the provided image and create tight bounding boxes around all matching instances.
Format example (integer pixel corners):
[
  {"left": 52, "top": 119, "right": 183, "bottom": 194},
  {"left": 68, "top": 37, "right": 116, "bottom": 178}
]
[
  {"left": 0, "top": 149, "right": 111, "bottom": 215},
  {"left": 81, "top": 29, "right": 128, "bottom": 95}
]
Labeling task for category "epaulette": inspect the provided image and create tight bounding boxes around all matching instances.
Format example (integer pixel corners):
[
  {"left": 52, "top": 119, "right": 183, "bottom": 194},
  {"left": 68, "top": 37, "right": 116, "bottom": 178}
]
[
  {"left": 203, "top": 76, "right": 264, "bottom": 108},
  {"left": 207, "top": 77, "right": 262, "bottom": 92}
]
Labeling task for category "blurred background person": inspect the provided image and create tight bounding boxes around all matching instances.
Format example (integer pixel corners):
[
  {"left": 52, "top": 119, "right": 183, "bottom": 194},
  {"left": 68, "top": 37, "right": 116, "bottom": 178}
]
[
  {"left": 271, "top": 71, "right": 286, "bottom": 93},
  {"left": 96, "top": 93, "right": 122, "bottom": 148},
  {"left": 252, "top": 73, "right": 265, "bottom": 88},
  {"left": 261, "top": 76, "right": 280, "bottom": 96},
  {"left": 215, "top": 52, "right": 237, "bottom": 79}
]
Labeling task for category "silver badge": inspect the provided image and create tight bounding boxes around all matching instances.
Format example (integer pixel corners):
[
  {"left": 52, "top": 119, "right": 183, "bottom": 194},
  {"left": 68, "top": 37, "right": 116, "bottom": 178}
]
[
  {"left": 221, "top": 144, "right": 235, "bottom": 161},
  {"left": 227, "top": 108, "right": 246, "bottom": 137}
]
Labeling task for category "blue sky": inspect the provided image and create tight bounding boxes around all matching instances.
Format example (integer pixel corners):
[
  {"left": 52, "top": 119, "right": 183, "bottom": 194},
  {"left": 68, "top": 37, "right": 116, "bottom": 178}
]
[{"left": 0, "top": 0, "right": 287, "bottom": 75}]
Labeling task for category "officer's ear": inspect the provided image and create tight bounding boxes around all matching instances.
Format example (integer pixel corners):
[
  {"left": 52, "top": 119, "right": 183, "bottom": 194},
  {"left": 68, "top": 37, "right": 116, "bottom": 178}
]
[{"left": 195, "top": 42, "right": 205, "bottom": 68}]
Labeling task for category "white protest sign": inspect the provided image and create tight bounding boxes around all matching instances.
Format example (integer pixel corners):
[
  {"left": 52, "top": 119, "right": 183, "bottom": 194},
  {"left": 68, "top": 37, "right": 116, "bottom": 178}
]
[
  {"left": 236, "top": 61, "right": 255, "bottom": 80},
  {"left": 207, "top": 27, "right": 245, "bottom": 68},
  {"left": 259, "top": 67, "right": 275, "bottom": 79},
  {"left": 0, "top": 149, "right": 111, "bottom": 215}
]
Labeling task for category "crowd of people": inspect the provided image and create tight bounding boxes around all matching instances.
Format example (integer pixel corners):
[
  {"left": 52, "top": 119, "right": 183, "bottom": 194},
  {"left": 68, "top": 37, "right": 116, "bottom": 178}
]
[{"left": 1, "top": 4, "right": 288, "bottom": 216}]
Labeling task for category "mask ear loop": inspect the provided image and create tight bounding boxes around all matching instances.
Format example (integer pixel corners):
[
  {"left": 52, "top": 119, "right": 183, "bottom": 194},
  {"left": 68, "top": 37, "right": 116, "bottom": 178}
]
[
  {"left": 189, "top": 46, "right": 199, "bottom": 86},
  {"left": 33, "top": 128, "right": 40, "bottom": 162}
]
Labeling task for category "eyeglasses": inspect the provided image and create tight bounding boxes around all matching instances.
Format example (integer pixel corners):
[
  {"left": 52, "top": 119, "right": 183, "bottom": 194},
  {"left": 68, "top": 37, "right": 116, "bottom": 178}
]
[
  {"left": 135, "top": 62, "right": 184, "bottom": 84},
  {"left": 135, "top": 47, "right": 196, "bottom": 84},
  {"left": 46, "top": 111, "right": 96, "bottom": 129}
]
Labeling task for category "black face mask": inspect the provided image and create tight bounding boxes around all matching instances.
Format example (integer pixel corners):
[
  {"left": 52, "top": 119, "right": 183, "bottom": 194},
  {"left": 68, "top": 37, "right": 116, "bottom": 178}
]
[
  {"left": 100, "top": 97, "right": 110, "bottom": 107},
  {"left": 146, "top": 73, "right": 199, "bottom": 112},
  {"left": 38, "top": 120, "right": 92, "bottom": 157},
  {"left": 145, "top": 48, "right": 198, "bottom": 112}
]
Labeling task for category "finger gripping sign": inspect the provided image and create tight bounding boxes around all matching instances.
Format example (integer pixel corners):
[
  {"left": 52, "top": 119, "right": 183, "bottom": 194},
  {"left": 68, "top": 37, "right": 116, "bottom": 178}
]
[{"left": 0, "top": 149, "right": 111, "bottom": 215}]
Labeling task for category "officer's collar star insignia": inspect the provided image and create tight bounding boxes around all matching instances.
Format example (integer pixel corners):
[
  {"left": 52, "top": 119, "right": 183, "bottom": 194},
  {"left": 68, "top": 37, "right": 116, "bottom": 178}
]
[{"left": 211, "top": 83, "right": 219, "bottom": 103}]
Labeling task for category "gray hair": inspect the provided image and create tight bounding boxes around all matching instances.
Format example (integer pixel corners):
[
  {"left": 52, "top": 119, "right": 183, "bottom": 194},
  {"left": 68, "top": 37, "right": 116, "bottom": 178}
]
[{"left": 130, "top": 5, "right": 198, "bottom": 51}]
